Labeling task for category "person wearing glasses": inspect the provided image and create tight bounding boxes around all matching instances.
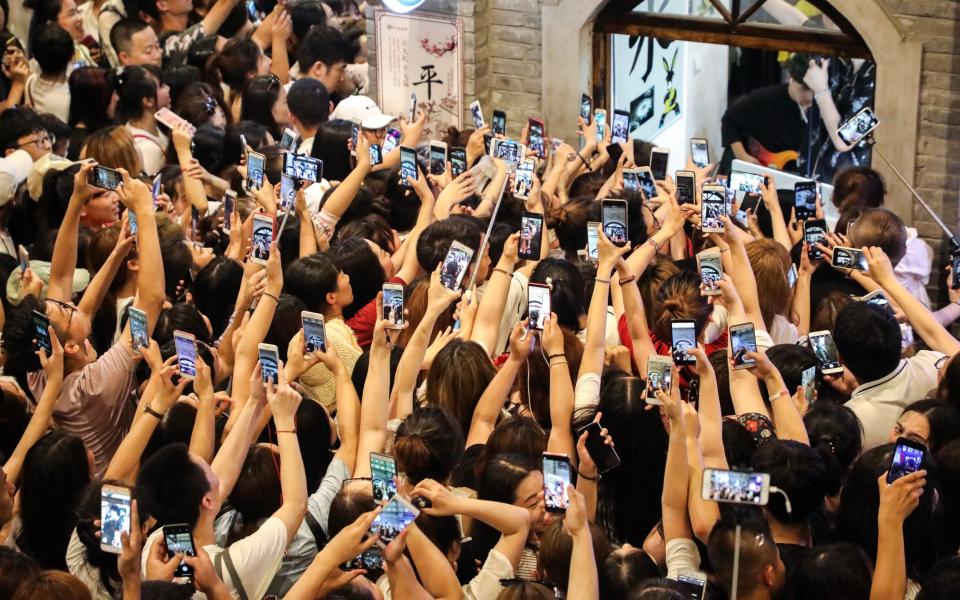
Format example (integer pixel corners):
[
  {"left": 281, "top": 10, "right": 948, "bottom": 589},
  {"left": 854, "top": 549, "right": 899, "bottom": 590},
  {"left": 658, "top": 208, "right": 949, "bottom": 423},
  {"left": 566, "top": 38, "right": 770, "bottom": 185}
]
[{"left": 0, "top": 106, "right": 53, "bottom": 162}]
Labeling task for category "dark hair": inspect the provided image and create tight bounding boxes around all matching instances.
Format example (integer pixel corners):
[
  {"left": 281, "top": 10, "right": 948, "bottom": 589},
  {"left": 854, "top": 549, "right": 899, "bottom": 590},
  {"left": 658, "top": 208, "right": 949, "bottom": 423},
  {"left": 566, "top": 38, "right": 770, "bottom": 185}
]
[
  {"left": 224, "top": 120, "right": 270, "bottom": 165},
  {"left": 804, "top": 401, "right": 863, "bottom": 494},
  {"left": 394, "top": 406, "right": 464, "bottom": 484},
  {"left": 75, "top": 479, "right": 125, "bottom": 595},
  {"left": 0, "top": 106, "right": 44, "bottom": 154},
  {"left": 472, "top": 453, "right": 539, "bottom": 562},
  {"left": 416, "top": 217, "right": 483, "bottom": 273},
  {"left": 135, "top": 443, "right": 212, "bottom": 528},
  {"left": 0, "top": 388, "right": 30, "bottom": 462},
  {"left": 833, "top": 302, "right": 901, "bottom": 384},
  {"left": 163, "top": 66, "right": 204, "bottom": 108},
  {"left": 110, "top": 17, "right": 151, "bottom": 58},
  {"left": 297, "top": 399, "right": 335, "bottom": 493},
  {"left": 0, "top": 547, "right": 40, "bottom": 599},
  {"left": 284, "top": 253, "right": 341, "bottom": 314},
  {"left": 1, "top": 296, "right": 46, "bottom": 378},
  {"left": 186, "top": 35, "right": 219, "bottom": 71},
  {"left": 287, "top": 77, "right": 329, "bottom": 129},
  {"left": 326, "top": 484, "right": 377, "bottom": 539},
  {"left": 934, "top": 441, "right": 960, "bottom": 566},
  {"left": 847, "top": 207, "right": 908, "bottom": 267},
  {"left": 263, "top": 293, "right": 308, "bottom": 362},
  {"left": 785, "top": 52, "right": 812, "bottom": 88},
  {"left": 766, "top": 344, "right": 820, "bottom": 399},
  {"left": 529, "top": 258, "right": 588, "bottom": 332},
  {"left": 32, "top": 23, "right": 73, "bottom": 74},
  {"left": 540, "top": 521, "right": 612, "bottom": 592},
  {"left": 599, "top": 548, "right": 660, "bottom": 600},
  {"left": 752, "top": 440, "right": 828, "bottom": 523},
  {"left": 210, "top": 36, "right": 261, "bottom": 92},
  {"left": 154, "top": 303, "right": 213, "bottom": 347},
  {"left": 899, "top": 399, "right": 960, "bottom": 454},
  {"left": 227, "top": 445, "right": 282, "bottom": 543},
  {"left": 336, "top": 214, "right": 397, "bottom": 256},
  {"left": 175, "top": 81, "right": 229, "bottom": 129},
  {"left": 68, "top": 67, "right": 115, "bottom": 129},
  {"left": 918, "top": 556, "right": 960, "bottom": 600},
  {"left": 159, "top": 238, "right": 195, "bottom": 302},
  {"left": 935, "top": 354, "right": 960, "bottom": 411},
  {"left": 837, "top": 443, "right": 945, "bottom": 578},
  {"left": 833, "top": 166, "right": 886, "bottom": 210},
  {"left": 652, "top": 270, "right": 711, "bottom": 342},
  {"left": 310, "top": 118, "right": 353, "bottom": 181},
  {"left": 115, "top": 65, "right": 158, "bottom": 122},
  {"left": 9, "top": 570, "right": 93, "bottom": 600},
  {"left": 330, "top": 237, "right": 384, "bottom": 320},
  {"left": 708, "top": 517, "right": 779, "bottom": 595},
  {"left": 288, "top": 0, "right": 327, "bottom": 40},
  {"left": 240, "top": 74, "right": 284, "bottom": 139},
  {"left": 785, "top": 542, "right": 872, "bottom": 600},
  {"left": 296, "top": 26, "right": 347, "bottom": 73},
  {"left": 16, "top": 430, "right": 91, "bottom": 570},
  {"left": 139, "top": 581, "right": 195, "bottom": 600},
  {"left": 192, "top": 124, "right": 226, "bottom": 173},
  {"left": 191, "top": 257, "right": 243, "bottom": 337},
  {"left": 424, "top": 340, "right": 496, "bottom": 435}
]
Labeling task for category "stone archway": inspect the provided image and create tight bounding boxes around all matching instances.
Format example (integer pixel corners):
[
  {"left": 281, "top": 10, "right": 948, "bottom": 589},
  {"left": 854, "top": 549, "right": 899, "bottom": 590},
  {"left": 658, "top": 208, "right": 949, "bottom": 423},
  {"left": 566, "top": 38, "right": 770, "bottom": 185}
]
[{"left": 540, "top": 0, "right": 922, "bottom": 219}]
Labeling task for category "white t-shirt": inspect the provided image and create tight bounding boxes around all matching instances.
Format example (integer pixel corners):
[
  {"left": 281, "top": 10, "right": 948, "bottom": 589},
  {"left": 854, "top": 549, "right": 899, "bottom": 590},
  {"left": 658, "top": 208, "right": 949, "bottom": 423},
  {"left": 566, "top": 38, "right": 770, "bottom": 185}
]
[
  {"left": 894, "top": 229, "right": 933, "bottom": 309},
  {"left": 66, "top": 529, "right": 115, "bottom": 600},
  {"left": 24, "top": 75, "right": 70, "bottom": 123},
  {"left": 126, "top": 123, "right": 169, "bottom": 177},
  {"left": 845, "top": 350, "right": 947, "bottom": 451},
  {"left": 376, "top": 548, "right": 514, "bottom": 600},
  {"left": 665, "top": 537, "right": 702, "bottom": 580}
]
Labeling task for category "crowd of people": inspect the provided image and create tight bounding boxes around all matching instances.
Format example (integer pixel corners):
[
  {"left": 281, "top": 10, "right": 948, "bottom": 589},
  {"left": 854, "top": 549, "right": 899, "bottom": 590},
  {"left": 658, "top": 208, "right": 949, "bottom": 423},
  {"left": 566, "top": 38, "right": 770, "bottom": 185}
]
[{"left": 0, "top": 0, "right": 960, "bottom": 599}]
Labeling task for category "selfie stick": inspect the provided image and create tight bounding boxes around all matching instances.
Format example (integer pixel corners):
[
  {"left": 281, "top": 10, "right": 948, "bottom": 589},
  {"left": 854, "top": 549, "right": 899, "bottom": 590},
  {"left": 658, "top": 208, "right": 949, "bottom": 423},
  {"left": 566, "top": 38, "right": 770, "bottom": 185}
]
[
  {"left": 865, "top": 137, "right": 960, "bottom": 254},
  {"left": 465, "top": 166, "right": 512, "bottom": 292},
  {"left": 731, "top": 522, "right": 742, "bottom": 600}
]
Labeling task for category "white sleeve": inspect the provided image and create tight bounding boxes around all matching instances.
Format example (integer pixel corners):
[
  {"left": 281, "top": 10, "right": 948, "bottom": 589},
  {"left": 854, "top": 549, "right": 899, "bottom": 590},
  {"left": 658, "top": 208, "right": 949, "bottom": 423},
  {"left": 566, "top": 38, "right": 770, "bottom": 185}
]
[
  {"left": 462, "top": 548, "right": 514, "bottom": 600},
  {"left": 665, "top": 537, "right": 701, "bottom": 580},
  {"left": 574, "top": 373, "right": 602, "bottom": 413},
  {"left": 223, "top": 517, "right": 289, "bottom": 600},
  {"left": 493, "top": 273, "right": 528, "bottom": 354}
]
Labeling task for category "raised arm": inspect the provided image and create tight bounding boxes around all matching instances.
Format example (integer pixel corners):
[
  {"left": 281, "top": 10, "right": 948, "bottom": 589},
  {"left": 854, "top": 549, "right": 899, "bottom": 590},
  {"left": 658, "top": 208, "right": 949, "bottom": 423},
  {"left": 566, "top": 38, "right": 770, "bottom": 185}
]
[
  {"left": 581, "top": 227, "right": 631, "bottom": 378},
  {"left": 170, "top": 125, "right": 209, "bottom": 214},
  {"left": 188, "top": 355, "right": 217, "bottom": 464},
  {"left": 116, "top": 172, "right": 165, "bottom": 333},
  {"left": 77, "top": 223, "right": 134, "bottom": 318},
  {"left": 405, "top": 525, "right": 464, "bottom": 600},
  {"left": 321, "top": 136, "right": 374, "bottom": 220},
  {"left": 354, "top": 301, "right": 393, "bottom": 479},
  {"left": 543, "top": 315, "right": 576, "bottom": 459},
  {"left": 717, "top": 217, "right": 765, "bottom": 332},
  {"left": 312, "top": 342, "right": 361, "bottom": 473},
  {"left": 200, "top": 0, "right": 243, "bottom": 36},
  {"left": 746, "top": 349, "right": 809, "bottom": 444},
  {"left": 871, "top": 470, "right": 925, "bottom": 600},
  {"left": 793, "top": 245, "right": 816, "bottom": 336},
  {"left": 394, "top": 172, "right": 437, "bottom": 284},
  {"left": 716, "top": 276, "right": 771, "bottom": 419},
  {"left": 564, "top": 486, "right": 599, "bottom": 600},
  {"left": 658, "top": 372, "right": 694, "bottom": 543},
  {"left": 211, "top": 372, "right": 265, "bottom": 506},
  {"left": 625, "top": 195, "right": 685, "bottom": 277},
  {"left": 471, "top": 232, "right": 519, "bottom": 356},
  {"left": 466, "top": 322, "right": 530, "bottom": 447},
  {"left": 265, "top": 365, "right": 308, "bottom": 541},
  {"left": 758, "top": 178, "right": 792, "bottom": 252},
  {"left": 619, "top": 263, "right": 657, "bottom": 375},
  {"left": 48, "top": 162, "right": 95, "bottom": 302}
]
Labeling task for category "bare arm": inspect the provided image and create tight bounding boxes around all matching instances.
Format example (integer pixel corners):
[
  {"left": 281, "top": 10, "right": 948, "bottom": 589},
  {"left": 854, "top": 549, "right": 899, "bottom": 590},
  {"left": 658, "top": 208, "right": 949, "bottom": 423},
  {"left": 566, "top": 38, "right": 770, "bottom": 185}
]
[
  {"left": 320, "top": 136, "right": 373, "bottom": 220},
  {"left": 200, "top": 0, "right": 243, "bottom": 36},
  {"left": 48, "top": 163, "right": 94, "bottom": 302},
  {"left": 543, "top": 315, "right": 576, "bottom": 460},
  {"left": 750, "top": 350, "right": 809, "bottom": 444},
  {"left": 188, "top": 355, "right": 217, "bottom": 463},
  {"left": 758, "top": 178, "right": 792, "bottom": 252},
  {"left": 170, "top": 125, "right": 209, "bottom": 214},
  {"left": 580, "top": 228, "right": 631, "bottom": 378},
  {"left": 564, "top": 487, "right": 599, "bottom": 600},
  {"left": 659, "top": 378, "right": 694, "bottom": 543},
  {"left": 466, "top": 323, "right": 528, "bottom": 447},
  {"left": 871, "top": 471, "right": 925, "bottom": 600},
  {"left": 405, "top": 526, "right": 463, "bottom": 600},
  {"left": 266, "top": 369, "right": 308, "bottom": 541},
  {"left": 619, "top": 263, "right": 657, "bottom": 374},
  {"left": 116, "top": 174, "right": 166, "bottom": 338},
  {"left": 354, "top": 305, "right": 393, "bottom": 479},
  {"left": 471, "top": 233, "right": 519, "bottom": 356},
  {"left": 78, "top": 227, "right": 133, "bottom": 318}
]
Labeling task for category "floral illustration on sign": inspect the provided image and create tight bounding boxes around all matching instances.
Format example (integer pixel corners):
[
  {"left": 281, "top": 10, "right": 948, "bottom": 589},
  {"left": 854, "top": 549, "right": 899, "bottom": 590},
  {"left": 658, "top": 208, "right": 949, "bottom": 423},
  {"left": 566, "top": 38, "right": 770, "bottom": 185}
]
[{"left": 420, "top": 35, "right": 457, "bottom": 57}]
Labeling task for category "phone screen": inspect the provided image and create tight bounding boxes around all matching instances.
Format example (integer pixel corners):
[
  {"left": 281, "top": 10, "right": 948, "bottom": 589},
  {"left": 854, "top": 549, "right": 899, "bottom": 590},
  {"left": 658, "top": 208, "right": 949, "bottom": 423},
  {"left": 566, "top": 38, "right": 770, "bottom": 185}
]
[
  {"left": 671, "top": 320, "right": 697, "bottom": 365},
  {"left": 543, "top": 453, "right": 572, "bottom": 512},
  {"left": 646, "top": 357, "right": 672, "bottom": 402},
  {"left": 429, "top": 145, "right": 447, "bottom": 175},
  {"left": 223, "top": 191, "right": 235, "bottom": 233},
  {"left": 129, "top": 307, "right": 149, "bottom": 349},
  {"left": 637, "top": 169, "right": 658, "bottom": 200},
  {"left": 833, "top": 247, "right": 867, "bottom": 271},
  {"left": 251, "top": 215, "right": 274, "bottom": 263},
  {"left": 650, "top": 151, "right": 669, "bottom": 181},
  {"left": 152, "top": 174, "right": 162, "bottom": 204},
  {"left": 383, "top": 285, "right": 404, "bottom": 327},
  {"left": 302, "top": 312, "right": 326, "bottom": 353},
  {"left": 529, "top": 121, "right": 545, "bottom": 157},
  {"left": 838, "top": 108, "right": 879, "bottom": 146},
  {"left": 804, "top": 219, "right": 827, "bottom": 260},
  {"left": 258, "top": 344, "right": 279, "bottom": 384},
  {"left": 344, "top": 547, "right": 383, "bottom": 572},
  {"left": 801, "top": 364, "right": 817, "bottom": 405},
  {"left": 601, "top": 201, "right": 628, "bottom": 247},
  {"left": 519, "top": 212, "right": 543, "bottom": 260},
  {"left": 100, "top": 487, "right": 131, "bottom": 552},
  {"left": 675, "top": 173, "right": 695, "bottom": 205},
  {"left": 611, "top": 111, "right": 629, "bottom": 144},
  {"left": 622, "top": 170, "right": 639, "bottom": 192},
  {"left": 527, "top": 284, "right": 551, "bottom": 330},
  {"left": 594, "top": 111, "right": 606, "bottom": 141},
  {"left": 580, "top": 94, "right": 592, "bottom": 123},
  {"left": 409, "top": 93, "right": 417, "bottom": 122},
  {"left": 701, "top": 188, "right": 726, "bottom": 232},
  {"left": 246, "top": 152, "right": 265, "bottom": 191},
  {"left": 440, "top": 241, "right": 474, "bottom": 290},
  {"left": 888, "top": 439, "right": 925, "bottom": 483},
  {"left": 450, "top": 147, "right": 467, "bottom": 177},
  {"left": 703, "top": 469, "right": 768, "bottom": 505},
  {"left": 698, "top": 252, "right": 723, "bottom": 294},
  {"left": 794, "top": 182, "right": 817, "bottom": 221},
  {"left": 370, "top": 453, "right": 397, "bottom": 502},
  {"left": 787, "top": 263, "right": 798, "bottom": 288},
  {"left": 953, "top": 255, "right": 960, "bottom": 290},
  {"left": 280, "top": 174, "right": 296, "bottom": 211},
  {"left": 399, "top": 148, "right": 418, "bottom": 185},
  {"left": 351, "top": 123, "right": 360, "bottom": 152},
  {"left": 32, "top": 310, "right": 52, "bottom": 353},
  {"left": 691, "top": 139, "right": 710, "bottom": 168},
  {"left": 174, "top": 332, "right": 197, "bottom": 377},
  {"left": 293, "top": 156, "right": 322, "bottom": 182},
  {"left": 729, "top": 171, "right": 764, "bottom": 195},
  {"left": 163, "top": 526, "right": 196, "bottom": 578},
  {"left": 586, "top": 222, "right": 600, "bottom": 261},
  {"left": 382, "top": 128, "right": 401, "bottom": 154},
  {"left": 493, "top": 140, "right": 523, "bottom": 164},
  {"left": 369, "top": 144, "right": 383, "bottom": 166},
  {"left": 514, "top": 160, "right": 535, "bottom": 199},
  {"left": 810, "top": 332, "right": 841, "bottom": 371},
  {"left": 91, "top": 166, "right": 122, "bottom": 190},
  {"left": 371, "top": 496, "right": 420, "bottom": 543},
  {"left": 730, "top": 324, "right": 758, "bottom": 368},
  {"left": 674, "top": 573, "right": 707, "bottom": 600},
  {"left": 470, "top": 101, "right": 484, "bottom": 129},
  {"left": 279, "top": 128, "right": 297, "bottom": 150},
  {"left": 492, "top": 111, "right": 506, "bottom": 136},
  {"left": 577, "top": 422, "right": 621, "bottom": 473}
]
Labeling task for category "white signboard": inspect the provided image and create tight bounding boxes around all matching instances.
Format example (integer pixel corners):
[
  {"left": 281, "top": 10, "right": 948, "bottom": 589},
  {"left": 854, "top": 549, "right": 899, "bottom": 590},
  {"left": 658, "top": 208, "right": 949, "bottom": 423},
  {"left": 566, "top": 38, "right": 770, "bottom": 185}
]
[
  {"left": 611, "top": 0, "right": 686, "bottom": 141},
  {"left": 375, "top": 10, "right": 463, "bottom": 140}
]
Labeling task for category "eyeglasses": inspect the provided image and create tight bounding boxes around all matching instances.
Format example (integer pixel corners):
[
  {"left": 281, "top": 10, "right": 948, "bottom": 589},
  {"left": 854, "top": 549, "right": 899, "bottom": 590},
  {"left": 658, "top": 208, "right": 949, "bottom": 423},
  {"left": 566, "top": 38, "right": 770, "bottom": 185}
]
[
  {"left": 18, "top": 133, "right": 52, "bottom": 150},
  {"left": 46, "top": 298, "right": 77, "bottom": 329}
]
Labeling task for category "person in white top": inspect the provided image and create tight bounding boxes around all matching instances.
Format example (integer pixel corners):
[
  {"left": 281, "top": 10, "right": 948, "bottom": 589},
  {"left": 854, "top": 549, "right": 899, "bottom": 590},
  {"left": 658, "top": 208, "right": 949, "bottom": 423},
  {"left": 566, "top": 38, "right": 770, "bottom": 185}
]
[
  {"left": 23, "top": 24, "right": 73, "bottom": 123},
  {"left": 116, "top": 65, "right": 171, "bottom": 176}
]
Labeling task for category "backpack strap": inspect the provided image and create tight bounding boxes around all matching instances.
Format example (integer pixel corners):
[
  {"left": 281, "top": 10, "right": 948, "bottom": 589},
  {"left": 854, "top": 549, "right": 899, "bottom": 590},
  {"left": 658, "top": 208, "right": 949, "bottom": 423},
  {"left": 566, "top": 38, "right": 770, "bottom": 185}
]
[
  {"left": 304, "top": 511, "right": 328, "bottom": 549},
  {"left": 214, "top": 547, "right": 249, "bottom": 600}
]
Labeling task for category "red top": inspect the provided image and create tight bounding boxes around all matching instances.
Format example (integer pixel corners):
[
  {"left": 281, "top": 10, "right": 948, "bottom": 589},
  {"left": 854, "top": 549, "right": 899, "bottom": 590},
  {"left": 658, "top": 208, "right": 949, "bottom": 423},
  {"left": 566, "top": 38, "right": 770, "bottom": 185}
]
[{"left": 347, "top": 276, "right": 406, "bottom": 349}]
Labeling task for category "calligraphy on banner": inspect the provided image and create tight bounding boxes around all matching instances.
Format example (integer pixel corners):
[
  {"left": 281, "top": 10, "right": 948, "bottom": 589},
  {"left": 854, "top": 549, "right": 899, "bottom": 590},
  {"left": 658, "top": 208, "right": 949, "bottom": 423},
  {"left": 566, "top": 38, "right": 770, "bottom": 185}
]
[{"left": 375, "top": 10, "right": 463, "bottom": 139}]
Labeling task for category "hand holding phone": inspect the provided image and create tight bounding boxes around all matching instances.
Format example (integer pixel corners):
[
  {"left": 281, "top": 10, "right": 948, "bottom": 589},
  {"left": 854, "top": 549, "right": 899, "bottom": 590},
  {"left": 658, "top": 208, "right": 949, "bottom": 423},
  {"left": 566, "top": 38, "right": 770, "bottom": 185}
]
[
  {"left": 543, "top": 452, "right": 572, "bottom": 512},
  {"left": 729, "top": 323, "right": 758, "bottom": 369}
]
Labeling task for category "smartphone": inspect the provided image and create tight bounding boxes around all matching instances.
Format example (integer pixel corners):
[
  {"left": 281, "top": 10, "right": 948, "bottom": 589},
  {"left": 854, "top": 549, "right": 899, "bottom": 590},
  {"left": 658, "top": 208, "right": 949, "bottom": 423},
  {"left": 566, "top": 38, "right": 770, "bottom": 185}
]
[
  {"left": 280, "top": 174, "right": 296, "bottom": 211},
  {"left": 370, "top": 452, "right": 397, "bottom": 503},
  {"left": 838, "top": 107, "right": 880, "bottom": 146},
  {"left": 688, "top": 376, "right": 700, "bottom": 406},
  {"left": 513, "top": 158, "right": 535, "bottom": 200},
  {"left": 887, "top": 437, "right": 926, "bottom": 483},
  {"left": 450, "top": 147, "right": 467, "bottom": 177},
  {"left": 735, "top": 192, "right": 761, "bottom": 228},
  {"left": 586, "top": 221, "right": 600, "bottom": 261},
  {"left": 527, "top": 282, "right": 551, "bottom": 331},
  {"left": 239, "top": 134, "right": 248, "bottom": 160},
  {"left": 519, "top": 211, "right": 544, "bottom": 260},
  {"left": 542, "top": 452, "right": 572, "bottom": 512},
  {"left": 492, "top": 109, "right": 507, "bottom": 136},
  {"left": 862, "top": 289, "right": 895, "bottom": 316},
  {"left": 154, "top": 107, "right": 196, "bottom": 135},
  {"left": 701, "top": 185, "right": 727, "bottom": 233},
  {"left": 382, "top": 128, "right": 401, "bottom": 154},
  {"left": 649, "top": 147, "right": 669, "bottom": 181},
  {"left": 622, "top": 168, "right": 640, "bottom": 193},
  {"left": 832, "top": 246, "right": 868, "bottom": 271},
  {"left": 637, "top": 167, "right": 658, "bottom": 201},
  {"left": 250, "top": 213, "right": 274, "bottom": 265},
  {"left": 343, "top": 547, "right": 383, "bottom": 573},
  {"left": 127, "top": 210, "right": 138, "bottom": 239},
  {"left": 671, "top": 320, "right": 697, "bottom": 366},
  {"left": 579, "top": 93, "right": 593, "bottom": 124},
  {"left": 643, "top": 355, "right": 672, "bottom": 404},
  {"left": 808, "top": 330, "right": 843, "bottom": 374},
  {"left": 162, "top": 524, "right": 196, "bottom": 578},
  {"left": 370, "top": 495, "right": 420, "bottom": 547},
  {"left": 528, "top": 118, "right": 546, "bottom": 158},
  {"left": 383, "top": 283, "right": 405, "bottom": 329},
  {"left": 245, "top": 150, "right": 266, "bottom": 191},
  {"left": 32, "top": 310, "right": 51, "bottom": 353},
  {"left": 258, "top": 343, "right": 280, "bottom": 384},
  {"left": 804, "top": 219, "right": 828, "bottom": 260},
  {"left": 440, "top": 241, "right": 474, "bottom": 290},
  {"left": 90, "top": 165, "right": 122, "bottom": 190},
  {"left": 279, "top": 127, "right": 298, "bottom": 151},
  {"left": 302, "top": 311, "right": 326, "bottom": 354},
  {"left": 594, "top": 109, "right": 607, "bottom": 142},
  {"left": 794, "top": 181, "right": 818, "bottom": 221},
  {"left": 369, "top": 144, "right": 383, "bottom": 167},
  {"left": 674, "top": 570, "right": 707, "bottom": 600},
  {"left": 690, "top": 138, "right": 710, "bottom": 169},
  {"left": 675, "top": 170, "right": 695, "bottom": 205},
  {"left": 287, "top": 154, "right": 323, "bottom": 183},
  {"left": 222, "top": 190, "right": 236, "bottom": 234},
  {"left": 350, "top": 123, "right": 360, "bottom": 156},
  {"left": 729, "top": 323, "right": 757, "bottom": 370},
  {"left": 396, "top": 146, "right": 418, "bottom": 187},
  {"left": 601, "top": 199, "right": 628, "bottom": 247},
  {"left": 17, "top": 244, "right": 28, "bottom": 274},
  {"left": 409, "top": 92, "right": 417, "bottom": 122},
  {"left": 701, "top": 469, "right": 770, "bottom": 506},
  {"left": 491, "top": 139, "right": 526, "bottom": 164},
  {"left": 611, "top": 109, "right": 629, "bottom": 144},
  {"left": 429, "top": 141, "right": 448, "bottom": 175},
  {"left": 575, "top": 421, "right": 621, "bottom": 473},
  {"left": 952, "top": 255, "right": 960, "bottom": 290},
  {"left": 697, "top": 250, "right": 723, "bottom": 296},
  {"left": 787, "top": 263, "right": 798, "bottom": 288},
  {"left": 151, "top": 173, "right": 162, "bottom": 207},
  {"left": 100, "top": 484, "right": 131, "bottom": 554},
  {"left": 469, "top": 100, "right": 484, "bottom": 128},
  {"left": 174, "top": 330, "right": 197, "bottom": 378},
  {"left": 801, "top": 364, "right": 817, "bottom": 406},
  {"left": 128, "top": 306, "right": 149, "bottom": 349},
  {"left": 729, "top": 170, "right": 765, "bottom": 196}
]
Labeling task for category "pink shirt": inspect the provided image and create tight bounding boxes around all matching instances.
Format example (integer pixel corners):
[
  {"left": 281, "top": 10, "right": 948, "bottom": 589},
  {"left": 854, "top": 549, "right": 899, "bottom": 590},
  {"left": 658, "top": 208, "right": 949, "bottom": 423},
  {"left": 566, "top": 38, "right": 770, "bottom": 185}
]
[{"left": 28, "top": 343, "right": 139, "bottom": 475}]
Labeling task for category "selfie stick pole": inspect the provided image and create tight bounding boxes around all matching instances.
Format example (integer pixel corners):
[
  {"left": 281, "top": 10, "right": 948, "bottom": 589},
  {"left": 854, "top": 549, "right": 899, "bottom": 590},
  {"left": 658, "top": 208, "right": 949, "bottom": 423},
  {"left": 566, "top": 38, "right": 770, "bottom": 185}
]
[
  {"left": 465, "top": 168, "right": 511, "bottom": 292},
  {"left": 731, "top": 522, "right": 742, "bottom": 600},
  {"left": 867, "top": 139, "right": 960, "bottom": 254}
]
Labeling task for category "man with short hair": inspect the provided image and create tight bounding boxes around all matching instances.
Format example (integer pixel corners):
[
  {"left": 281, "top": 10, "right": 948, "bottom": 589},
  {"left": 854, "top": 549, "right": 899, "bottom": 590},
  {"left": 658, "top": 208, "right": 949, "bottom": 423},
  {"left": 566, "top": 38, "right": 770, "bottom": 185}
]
[
  {"left": 296, "top": 26, "right": 348, "bottom": 94},
  {"left": 138, "top": 0, "right": 244, "bottom": 63},
  {"left": 708, "top": 518, "right": 786, "bottom": 600},
  {"left": 0, "top": 107, "right": 53, "bottom": 162},
  {"left": 109, "top": 18, "right": 162, "bottom": 66},
  {"left": 286, "top": 77, "right": 330, "bottom": 155}
]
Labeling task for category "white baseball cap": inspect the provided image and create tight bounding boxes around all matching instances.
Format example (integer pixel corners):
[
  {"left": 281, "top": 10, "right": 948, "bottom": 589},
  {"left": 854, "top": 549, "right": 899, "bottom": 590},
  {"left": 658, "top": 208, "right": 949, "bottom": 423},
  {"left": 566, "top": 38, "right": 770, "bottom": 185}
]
[
  {"left": 330, "top": 95, "right": 397, "bottom": 130},
  {"left": 0, "top": 149, "right": 32, "bottom": 206}
]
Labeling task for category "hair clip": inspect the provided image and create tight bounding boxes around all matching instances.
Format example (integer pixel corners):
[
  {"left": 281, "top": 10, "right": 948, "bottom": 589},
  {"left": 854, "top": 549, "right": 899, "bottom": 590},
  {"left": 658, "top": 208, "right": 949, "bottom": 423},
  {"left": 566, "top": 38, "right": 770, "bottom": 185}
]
[{"left": 544, "top": 276, "right": 554, "bottom": 291}]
